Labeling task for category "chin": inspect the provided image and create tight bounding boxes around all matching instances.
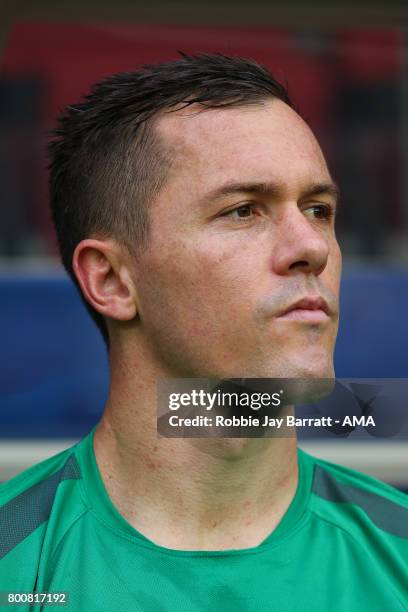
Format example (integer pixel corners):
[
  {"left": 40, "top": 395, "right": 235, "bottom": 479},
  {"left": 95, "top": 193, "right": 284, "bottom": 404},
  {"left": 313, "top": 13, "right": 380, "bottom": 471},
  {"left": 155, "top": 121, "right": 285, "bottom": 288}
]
[
  {"left": 262, "top": 348, "right": 335, "bottom": 380},
  {"left": 266, "top": 353, "right": 335, "bottom": 406},
  {"left": 290, "top": 361, "right": 334, "bottom": 380}
]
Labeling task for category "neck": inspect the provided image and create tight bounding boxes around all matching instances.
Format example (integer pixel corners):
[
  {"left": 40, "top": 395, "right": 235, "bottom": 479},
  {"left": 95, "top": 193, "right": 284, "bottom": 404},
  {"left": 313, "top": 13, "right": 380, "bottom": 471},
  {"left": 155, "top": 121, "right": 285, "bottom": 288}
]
[{"left": 93, "top": 343, "right": 299, "bottom": 551}]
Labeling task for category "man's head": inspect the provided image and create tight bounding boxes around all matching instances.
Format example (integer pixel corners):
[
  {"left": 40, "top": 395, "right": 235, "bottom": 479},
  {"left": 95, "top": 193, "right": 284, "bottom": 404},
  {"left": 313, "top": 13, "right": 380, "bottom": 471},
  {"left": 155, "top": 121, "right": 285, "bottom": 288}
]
[{"left": 49, "top": 53, "right": 341, "bottom": 379}]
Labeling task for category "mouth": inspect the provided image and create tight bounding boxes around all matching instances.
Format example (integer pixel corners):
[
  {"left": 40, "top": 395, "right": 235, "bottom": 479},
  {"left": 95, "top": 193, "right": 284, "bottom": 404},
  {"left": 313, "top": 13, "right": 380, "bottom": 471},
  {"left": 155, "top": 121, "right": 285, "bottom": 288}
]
[{"left": 277, "top": 296, "right": 330, "bottom": 323}]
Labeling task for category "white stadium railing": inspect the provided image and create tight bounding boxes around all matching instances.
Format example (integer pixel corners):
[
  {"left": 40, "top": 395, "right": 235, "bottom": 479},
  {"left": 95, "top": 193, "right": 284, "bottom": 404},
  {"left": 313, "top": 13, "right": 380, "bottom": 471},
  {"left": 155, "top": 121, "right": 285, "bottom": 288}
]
[{"left": 0, "top": 440, "right": 407, "bottom": 487}]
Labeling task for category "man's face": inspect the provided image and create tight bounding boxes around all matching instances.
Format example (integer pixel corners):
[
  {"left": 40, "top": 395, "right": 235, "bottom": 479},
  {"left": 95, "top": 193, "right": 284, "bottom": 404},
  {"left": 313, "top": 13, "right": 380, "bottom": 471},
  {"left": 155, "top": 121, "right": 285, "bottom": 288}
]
[{"left": 131, "top": 99, "right": 342, "bottom": 379}]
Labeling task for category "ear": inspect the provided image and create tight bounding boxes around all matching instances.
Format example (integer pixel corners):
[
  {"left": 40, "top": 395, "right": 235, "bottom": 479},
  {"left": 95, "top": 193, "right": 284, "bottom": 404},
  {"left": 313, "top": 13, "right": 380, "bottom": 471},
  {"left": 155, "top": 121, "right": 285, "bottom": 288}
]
[{"left": 72, "top": 238, "right": 137, "bottom": 321}]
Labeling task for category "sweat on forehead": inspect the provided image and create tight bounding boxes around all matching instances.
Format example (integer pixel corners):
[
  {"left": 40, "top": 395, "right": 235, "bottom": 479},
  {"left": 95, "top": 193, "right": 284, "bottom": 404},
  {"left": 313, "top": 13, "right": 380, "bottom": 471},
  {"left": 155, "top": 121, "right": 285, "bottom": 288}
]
[{"left": 155, "top": 99, "right": 329, "bottom": 190}]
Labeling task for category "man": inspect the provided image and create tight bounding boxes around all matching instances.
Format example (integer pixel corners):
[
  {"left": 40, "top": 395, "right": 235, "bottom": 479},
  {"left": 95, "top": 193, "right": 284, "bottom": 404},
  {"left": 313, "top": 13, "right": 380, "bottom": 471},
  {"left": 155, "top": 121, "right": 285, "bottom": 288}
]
[{"left": 0, "top": 54, "right": 407, "bottom": 610}]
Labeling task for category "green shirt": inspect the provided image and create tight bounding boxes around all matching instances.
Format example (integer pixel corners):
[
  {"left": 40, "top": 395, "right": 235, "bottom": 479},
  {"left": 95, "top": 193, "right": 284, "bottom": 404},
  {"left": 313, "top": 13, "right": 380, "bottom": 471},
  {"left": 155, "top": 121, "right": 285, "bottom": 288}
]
[{"left": 0, "top": 428, "right": 407, "bottom": 611}]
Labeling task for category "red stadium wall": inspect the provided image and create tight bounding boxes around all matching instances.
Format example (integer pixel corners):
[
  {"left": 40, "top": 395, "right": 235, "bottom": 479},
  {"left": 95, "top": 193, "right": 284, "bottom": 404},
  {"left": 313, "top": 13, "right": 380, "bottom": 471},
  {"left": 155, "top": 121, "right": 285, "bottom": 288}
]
[{"left": 0, "top": 22, "right": 403, "bottom": 251}]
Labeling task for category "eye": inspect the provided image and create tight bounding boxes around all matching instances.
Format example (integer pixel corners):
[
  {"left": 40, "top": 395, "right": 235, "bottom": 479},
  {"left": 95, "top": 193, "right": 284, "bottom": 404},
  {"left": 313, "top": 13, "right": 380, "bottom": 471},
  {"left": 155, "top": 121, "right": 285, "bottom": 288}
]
[
  {"left": 304, "top": 204, "right": 334, "bottom": 222},
  {"left": 220, "top": 203, "right": 256, "bottom": 220}
]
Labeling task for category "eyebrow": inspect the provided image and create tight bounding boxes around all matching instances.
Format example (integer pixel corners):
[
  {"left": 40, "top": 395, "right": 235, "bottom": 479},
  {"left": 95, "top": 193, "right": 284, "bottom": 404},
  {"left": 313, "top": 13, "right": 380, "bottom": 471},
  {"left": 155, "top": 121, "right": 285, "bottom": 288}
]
[{"left": 198, "top": 180, "right": 340, "bottom": 208}]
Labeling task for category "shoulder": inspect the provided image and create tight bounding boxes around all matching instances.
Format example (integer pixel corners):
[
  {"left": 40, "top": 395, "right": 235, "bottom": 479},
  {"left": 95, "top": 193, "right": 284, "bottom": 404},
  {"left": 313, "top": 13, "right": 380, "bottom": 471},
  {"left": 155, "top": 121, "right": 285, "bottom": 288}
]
[
  {"left": 300, "top": 448, "right": 408, "bottom": 541},
  {"left": 0, "top": 444, "right": 80, "bottom": 505},
  {"left": 0, "top": 440, "right": 87, "bottom": 589},
  {"left": 300, "top": 450, "right": 408, "bottom": 606}
]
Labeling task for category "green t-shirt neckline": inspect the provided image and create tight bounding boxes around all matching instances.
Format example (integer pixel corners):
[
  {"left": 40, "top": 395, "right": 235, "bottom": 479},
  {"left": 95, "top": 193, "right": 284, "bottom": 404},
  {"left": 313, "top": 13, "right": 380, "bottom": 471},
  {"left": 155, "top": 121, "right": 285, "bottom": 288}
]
[{"left": 75, "top": 427, "right": 313, "bottom": 557}]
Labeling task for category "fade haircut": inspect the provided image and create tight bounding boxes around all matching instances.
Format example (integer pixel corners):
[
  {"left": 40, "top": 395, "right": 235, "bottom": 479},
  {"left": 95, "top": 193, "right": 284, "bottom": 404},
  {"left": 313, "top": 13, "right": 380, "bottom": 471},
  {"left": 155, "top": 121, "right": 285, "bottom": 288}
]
[{"left": 48, "top": 53, "right": 294, "bottom": 346}]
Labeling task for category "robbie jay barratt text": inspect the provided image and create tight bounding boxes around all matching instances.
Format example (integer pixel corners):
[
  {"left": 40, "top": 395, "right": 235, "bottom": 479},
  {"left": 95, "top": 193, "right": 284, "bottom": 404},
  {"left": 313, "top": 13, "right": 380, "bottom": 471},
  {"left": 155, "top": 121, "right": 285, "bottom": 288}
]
[{"left": 167, "top": 415, "right": 376, "bottom": 428}]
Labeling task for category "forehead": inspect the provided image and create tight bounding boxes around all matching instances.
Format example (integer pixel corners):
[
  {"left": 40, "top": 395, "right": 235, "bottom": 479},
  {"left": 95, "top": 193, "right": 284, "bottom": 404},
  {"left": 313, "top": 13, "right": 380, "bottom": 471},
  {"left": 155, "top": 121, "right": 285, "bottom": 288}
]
[{"left": 156, "top": 99, "right": 330, "bottom": 194}]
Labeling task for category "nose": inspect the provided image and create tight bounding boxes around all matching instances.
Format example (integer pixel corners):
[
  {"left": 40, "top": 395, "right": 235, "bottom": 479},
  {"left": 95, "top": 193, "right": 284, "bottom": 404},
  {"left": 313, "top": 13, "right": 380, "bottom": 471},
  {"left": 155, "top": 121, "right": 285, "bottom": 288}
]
[{"left": 271, "top": 205, "right": 330, "bottom": 276}]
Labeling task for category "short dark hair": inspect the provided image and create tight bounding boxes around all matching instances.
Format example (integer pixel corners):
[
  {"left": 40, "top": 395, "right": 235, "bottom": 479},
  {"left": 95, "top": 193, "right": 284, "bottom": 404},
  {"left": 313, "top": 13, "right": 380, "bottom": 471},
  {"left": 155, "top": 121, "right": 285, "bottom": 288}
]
[{"left": 48, "top": 52, "right": 293, "bottom": 346}]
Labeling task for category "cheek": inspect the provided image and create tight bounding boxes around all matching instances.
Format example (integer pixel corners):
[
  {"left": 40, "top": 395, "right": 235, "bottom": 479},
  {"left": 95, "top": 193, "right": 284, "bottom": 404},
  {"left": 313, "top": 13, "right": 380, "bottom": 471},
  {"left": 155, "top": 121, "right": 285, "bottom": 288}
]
[
  {"left": 325, "top": 241, "right": 342, "bottom": 291},
  {"left": 135, "top": 241, "right": 265, "bottom": 377},
  {"left": 139, "top": 239, "right": 257, "bottom": 334}
]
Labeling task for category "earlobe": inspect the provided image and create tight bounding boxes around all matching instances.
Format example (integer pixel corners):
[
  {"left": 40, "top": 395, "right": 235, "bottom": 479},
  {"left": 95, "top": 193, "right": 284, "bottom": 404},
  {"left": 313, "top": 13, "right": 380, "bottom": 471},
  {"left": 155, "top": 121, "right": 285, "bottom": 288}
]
[{"left": 73, "top": 239, "right": 137, "bottom": 321}]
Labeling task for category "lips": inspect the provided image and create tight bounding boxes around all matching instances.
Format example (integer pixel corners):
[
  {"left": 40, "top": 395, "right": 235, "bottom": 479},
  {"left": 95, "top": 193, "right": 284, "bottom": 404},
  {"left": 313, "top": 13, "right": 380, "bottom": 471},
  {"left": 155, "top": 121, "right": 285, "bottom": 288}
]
[{"left": 277, "top": 297, "right": 330, "bottom": 322}]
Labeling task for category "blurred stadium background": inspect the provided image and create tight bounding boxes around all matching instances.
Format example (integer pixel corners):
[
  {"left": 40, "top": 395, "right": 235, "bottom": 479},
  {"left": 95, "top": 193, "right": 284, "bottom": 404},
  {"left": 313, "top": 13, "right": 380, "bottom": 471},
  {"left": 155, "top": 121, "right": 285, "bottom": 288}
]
[{"left": 0, "top": 2, "right": 407, "bottom": 489}]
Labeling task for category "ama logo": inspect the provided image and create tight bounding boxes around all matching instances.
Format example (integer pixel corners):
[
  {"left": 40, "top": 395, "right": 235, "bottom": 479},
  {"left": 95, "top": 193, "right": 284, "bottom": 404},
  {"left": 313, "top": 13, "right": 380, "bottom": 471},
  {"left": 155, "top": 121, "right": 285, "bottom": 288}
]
[{"left": 342, "top": 415, "right": 375, "bottom": 427}]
